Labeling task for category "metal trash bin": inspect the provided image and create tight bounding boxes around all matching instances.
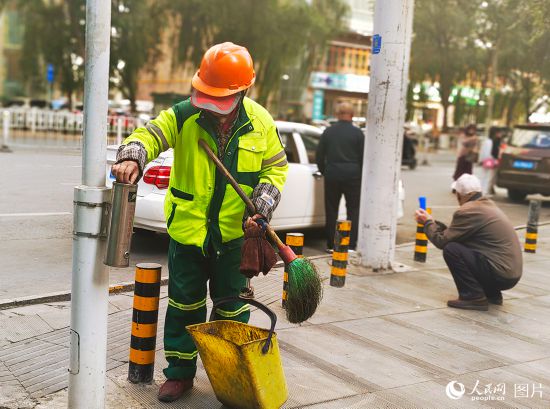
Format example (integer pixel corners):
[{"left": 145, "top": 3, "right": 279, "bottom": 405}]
[{"left": 186, "top": 296, "right": 288, "bottom": 409}]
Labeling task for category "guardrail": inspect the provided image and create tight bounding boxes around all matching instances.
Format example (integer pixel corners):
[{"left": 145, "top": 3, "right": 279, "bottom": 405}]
[{"left": 1, "top": 108, "right": 147, "bottom": 148}]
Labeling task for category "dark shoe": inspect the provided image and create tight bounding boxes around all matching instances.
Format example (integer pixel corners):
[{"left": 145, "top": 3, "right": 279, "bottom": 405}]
[
  {"left": 447, "top": 297, "right": 489, "bottom": 311},
  {"left": 158, "top": 378, "right": 193, "bottom": 402},
  {"left": 487, "top": 296, "right": 503, "bottom": 305}
]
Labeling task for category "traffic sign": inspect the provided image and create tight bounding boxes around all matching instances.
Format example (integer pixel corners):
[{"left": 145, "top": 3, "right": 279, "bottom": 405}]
[{"left": 46, "top": 64, "right": 54, "bottom": 83}]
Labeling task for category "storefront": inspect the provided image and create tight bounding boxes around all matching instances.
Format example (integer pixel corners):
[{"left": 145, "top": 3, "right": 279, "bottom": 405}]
[{"left": 307, "top": 71, "right": 370, "bottom": 123}]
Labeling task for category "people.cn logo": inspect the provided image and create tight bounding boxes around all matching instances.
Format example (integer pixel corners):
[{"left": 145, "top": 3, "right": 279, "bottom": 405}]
[{"left": 446, "top": 381, "right": 466, "bottom": 400}]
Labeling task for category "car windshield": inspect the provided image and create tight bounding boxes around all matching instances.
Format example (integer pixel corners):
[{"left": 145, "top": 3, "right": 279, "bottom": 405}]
[{"left": 510, "top": 128, "right": 550, "bottom": 149}]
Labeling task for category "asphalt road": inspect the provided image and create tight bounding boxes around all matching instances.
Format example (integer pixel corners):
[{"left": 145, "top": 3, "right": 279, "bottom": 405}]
[{"left": 1, "top": 146, "right": 549, "bottom": 301}]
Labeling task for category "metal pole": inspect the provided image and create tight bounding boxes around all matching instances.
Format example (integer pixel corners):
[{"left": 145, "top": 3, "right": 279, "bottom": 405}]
[
  {"left": 485, "top": 48, "right": 498, "bottom": 134},
  {"left": 68, "top": 0, "right": 112, "bottom": 408},
  {"left": 358, "top": 0, "right": 415, "bottom": 271}
]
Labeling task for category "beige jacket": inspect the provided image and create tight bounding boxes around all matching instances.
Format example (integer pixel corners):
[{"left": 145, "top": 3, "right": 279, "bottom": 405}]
[{"left": 424, "top": 197, "right": 522, "bottom": 279}]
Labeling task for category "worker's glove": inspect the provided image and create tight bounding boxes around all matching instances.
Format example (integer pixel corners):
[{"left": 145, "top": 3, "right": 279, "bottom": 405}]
[{"left": 240, "top": 222, "right": 277, "bottom": 278}]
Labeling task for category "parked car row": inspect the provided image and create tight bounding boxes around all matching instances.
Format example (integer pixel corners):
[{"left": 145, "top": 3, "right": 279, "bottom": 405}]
[{"left": 106, "top": 121, "right": 405, "bottom": 232}]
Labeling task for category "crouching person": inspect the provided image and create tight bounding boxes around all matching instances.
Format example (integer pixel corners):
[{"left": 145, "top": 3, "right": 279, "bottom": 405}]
[{"left": 414, "top": 174, "right": 522, "bottom": 311}]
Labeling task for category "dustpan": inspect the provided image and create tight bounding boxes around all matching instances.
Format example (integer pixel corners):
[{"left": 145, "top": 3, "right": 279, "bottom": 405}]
[{"left": 186, "top": 296, "right": 288, "bottom": 409}]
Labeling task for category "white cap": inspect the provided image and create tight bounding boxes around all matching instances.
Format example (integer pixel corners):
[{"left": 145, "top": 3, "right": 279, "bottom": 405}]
[{"left": 451, "top": 174, "right": 482, "bottom": 195}]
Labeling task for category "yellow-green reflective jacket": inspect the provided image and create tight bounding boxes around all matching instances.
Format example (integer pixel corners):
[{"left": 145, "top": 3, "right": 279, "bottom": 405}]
[{"left": 122, "top": 97, "right": 288, "bottom": 253}]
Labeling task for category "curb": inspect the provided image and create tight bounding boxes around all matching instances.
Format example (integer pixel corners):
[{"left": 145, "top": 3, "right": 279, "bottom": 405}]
[
  {"left": 0, "top": 255, "right": 332, "bottom": 311},
  {"left": 0, "top": 278, "right": 169, "bottom": 311}
]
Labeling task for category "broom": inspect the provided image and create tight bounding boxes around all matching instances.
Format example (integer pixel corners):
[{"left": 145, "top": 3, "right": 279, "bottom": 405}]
[{"left": 199, "top": 139, "right": 322, "bottom": 323}]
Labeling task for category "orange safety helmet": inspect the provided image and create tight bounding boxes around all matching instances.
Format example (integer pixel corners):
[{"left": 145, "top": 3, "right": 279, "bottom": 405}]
[{"left": 192, "top": 42, "right": 256, "bottom": 97}]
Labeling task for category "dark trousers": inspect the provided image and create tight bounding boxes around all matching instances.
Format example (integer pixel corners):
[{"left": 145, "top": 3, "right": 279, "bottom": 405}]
[
  {"left": 324, "top": 178, "right": 361, "bottom": 250},
  {"left": 163, "top": 240, "right": 249, "bottom": 380},
  {"left": 442, "top": 242, "right": 519, "bottom": 299}
]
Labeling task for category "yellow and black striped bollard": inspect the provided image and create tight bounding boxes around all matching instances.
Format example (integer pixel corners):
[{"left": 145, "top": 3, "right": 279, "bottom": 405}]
[
  {"left": 414, "top": 208, "right": 431, "bottom": 262},
  {"left": 282, "top": 233, "right": 304, "bottom": 308},
  {"left": 330, "top": 220, "right": 351, "bottom": 287},
  {"left": 525, "top": 200, "right": 541, "bottom": 254},
  {"left": 128, "top": 263, "right": 161, "bottom": 384}
]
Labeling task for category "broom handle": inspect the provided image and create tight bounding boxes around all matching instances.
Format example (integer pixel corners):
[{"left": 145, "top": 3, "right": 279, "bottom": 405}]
[{"left": 199, "top": 139, "right": 285, "bottom": 249}]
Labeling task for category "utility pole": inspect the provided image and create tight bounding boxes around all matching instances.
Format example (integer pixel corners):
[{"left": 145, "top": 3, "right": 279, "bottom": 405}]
[
  {"left": 357, "top": 0, "right": 415, "bottom": 270},
  {"left": 68, "top": 1, "right": 112, "bottom": 408},
  {"left": 485, "top": 45, "right": 498, "bottom": 134}
]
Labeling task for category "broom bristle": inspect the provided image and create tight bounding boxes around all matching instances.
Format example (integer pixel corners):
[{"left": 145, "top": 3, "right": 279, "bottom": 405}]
[{"left": 286, "top": 258, "right": 323, "bottom": 323}]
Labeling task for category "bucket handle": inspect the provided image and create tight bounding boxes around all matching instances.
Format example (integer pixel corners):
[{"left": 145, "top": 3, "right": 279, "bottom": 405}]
[{"left": 211, "top": 295, "right": 277, "bottom": 355}]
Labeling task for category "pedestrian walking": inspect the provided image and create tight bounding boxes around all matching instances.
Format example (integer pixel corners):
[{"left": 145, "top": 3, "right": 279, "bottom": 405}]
[
  {"left": 453, "top": 124, "right": 479, "bottom": 181},
  {"left": 315, "top": 102, "right": 364, "bottom": 252},
  {"left": 415, "top": 174, "right": 522, "bottom": 311},
  {"left": 479, "top": 127, "right": 503, "bottom": 196},
  {"left": 111, "top": 42, "right": 288, "bottom": 403}
]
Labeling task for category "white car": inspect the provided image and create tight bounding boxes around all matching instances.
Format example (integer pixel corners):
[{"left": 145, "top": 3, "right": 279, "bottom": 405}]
[{"left": 106, "top": 121, "right": 404, "bottom": 232}]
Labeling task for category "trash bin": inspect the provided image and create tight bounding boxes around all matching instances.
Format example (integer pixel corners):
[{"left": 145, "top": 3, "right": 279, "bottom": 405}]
[{"left": 186, "top": 296, "right": 288, "bottom": 409}]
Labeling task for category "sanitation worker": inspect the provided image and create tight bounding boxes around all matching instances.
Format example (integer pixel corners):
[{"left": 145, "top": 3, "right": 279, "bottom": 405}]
[{"left": 111, "top": 42, "right": 288, "bottom": 402}]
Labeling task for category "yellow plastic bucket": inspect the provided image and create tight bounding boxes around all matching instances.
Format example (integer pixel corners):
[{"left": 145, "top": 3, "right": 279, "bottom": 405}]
[{"left": 186, "top": 296, "right": 288, "bottom": 409}]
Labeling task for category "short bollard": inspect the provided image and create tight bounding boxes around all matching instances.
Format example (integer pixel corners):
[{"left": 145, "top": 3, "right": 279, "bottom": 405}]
[
  {"left": 282, "top": 233, "right": 304, "bottom": 308},
  {"left": 128, "top": 263, "right": 161, "bottom": 384},
  {"left": 0, "top": 110, "right": 12, "bottom": 153},
  {"left": 330, "top": 220, "right": 351, "bottom": 287},
  {"left": 525, "top": 200, "right": 541, "bottom": 254}
]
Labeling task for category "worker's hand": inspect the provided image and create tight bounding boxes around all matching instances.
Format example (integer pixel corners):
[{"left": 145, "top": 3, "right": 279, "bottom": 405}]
[
  {"left": 111, "top": 160, "right": 139, "bottom": 184},
  {"left": 245, "top": 214, "right": 267, "bottom": 230},
  {"left": 415, "top": 209, "right": 433, "bottom": 224}
]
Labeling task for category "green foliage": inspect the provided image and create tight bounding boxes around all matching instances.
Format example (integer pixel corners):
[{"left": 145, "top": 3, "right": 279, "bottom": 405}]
[
  {"left": 15, "top": 0, "right": 86, "bottom": 104},
  {"left": 411, "top": 0, "right": 550, "bottom": 127},
  {"left": 166, "top": 0, "right": 348, "bottom": 106},
  {"left": 110, "top": 0, "right": 165, "bottom": 111},
  {"left": 9, "top": 0, "right": 163, "bottom": 109},
  {"left": 411, "top": 0, "right": 481, "bottom": 129}
]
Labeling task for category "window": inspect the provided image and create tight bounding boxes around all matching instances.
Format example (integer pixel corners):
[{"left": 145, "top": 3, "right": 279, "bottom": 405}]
[
  {"left": 278, "top": 131, "right": 299, "bottom": 163},
  {"left": 300, "top": 131, "right": 321, "bottom": 164},
  {"left": 511, "top": 129, "right": 550, "bottom": 149}
]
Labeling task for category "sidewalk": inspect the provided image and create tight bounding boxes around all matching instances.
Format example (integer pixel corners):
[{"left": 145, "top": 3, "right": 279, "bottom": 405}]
[{"left": 1, "top": 227, "right": 550, "bottom": 408}]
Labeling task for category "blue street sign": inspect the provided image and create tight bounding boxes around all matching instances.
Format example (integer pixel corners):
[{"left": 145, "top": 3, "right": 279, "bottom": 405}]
[
  {"left": 372, "top": 34, "right": 382, "bottom": 54},
  {"left": 46, "top": 64, "right": 54, "bottom": 83}
]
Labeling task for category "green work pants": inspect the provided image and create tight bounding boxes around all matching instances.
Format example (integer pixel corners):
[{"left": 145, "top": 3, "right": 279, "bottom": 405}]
[{"left": 163, "top": 239, "right": 249, "bottom": 380}]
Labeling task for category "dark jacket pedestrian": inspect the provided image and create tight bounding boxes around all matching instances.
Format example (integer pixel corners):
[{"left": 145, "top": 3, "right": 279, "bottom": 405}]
[
  {"left": 453, "top": 124, "right": 479, "bottom": 181},
  {"left": 316, "top": 102, "right": 364, "bottom": 250},
  {"left": 415, "top": 174, "right": 522, "bottom": 311}
]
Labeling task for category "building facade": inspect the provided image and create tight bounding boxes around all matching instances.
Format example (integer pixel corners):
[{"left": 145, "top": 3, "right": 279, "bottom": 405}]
[
  {"left": 304, "top": 0, "right": 374, "bottom": 123},
  {"left": 0, "top": 7, "right": 24, "bottom": 102}
]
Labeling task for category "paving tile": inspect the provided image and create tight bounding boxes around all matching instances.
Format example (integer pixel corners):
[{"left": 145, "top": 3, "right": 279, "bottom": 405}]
[
  {"left": 0, "top": 313, "right": 53, "bottom": 343},
  {"left": 22, "top": 363, "right": 67, "bottom": 391},
  {"left": 4, "top": 342, "right": 62, "bottom": 367},
  {"left": 388, "top": 310, "right": 550, "bottom": 363},
  {"left": 356, "top": 270, "right": 458, "bottom": 308},
  {"left": 472, "top": 364, "right": 550, "bottom": 409},
  {"left": 109, "top": 293, "right": 135, "bottom": 312},
  {"left": 14, "top": 352, "right": 68, "bottom": 382},
  {"left": 444, "top": 307, "right": 550, "bottom": 344},
  {"left": 290, "top": 393, "right": 401, "bottom": 409},
  {"left": 278, "top": 324, "right": 437, "bottom": 390},
  {"left": 374, "top": 378, "right": 514, "bottom": 409},
  {"left": 335, "top": 316, "right": 505, "bottom": 375}
]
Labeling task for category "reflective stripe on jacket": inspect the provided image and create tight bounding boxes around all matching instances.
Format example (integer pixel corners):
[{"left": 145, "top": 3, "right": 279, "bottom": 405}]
[{"left": 122, "top": 97, "right": 288, "bottom": 252}]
